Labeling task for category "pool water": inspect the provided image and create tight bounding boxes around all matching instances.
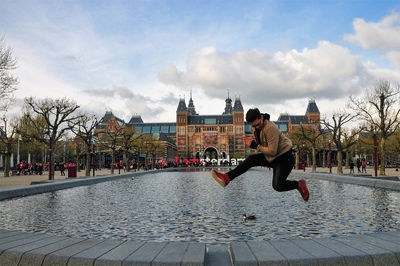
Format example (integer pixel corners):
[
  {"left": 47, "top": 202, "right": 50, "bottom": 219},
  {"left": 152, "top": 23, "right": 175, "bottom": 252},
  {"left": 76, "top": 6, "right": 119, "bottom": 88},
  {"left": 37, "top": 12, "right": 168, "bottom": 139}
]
[{"left": 0, "top": 170, "right": 399, "bottom": 243}]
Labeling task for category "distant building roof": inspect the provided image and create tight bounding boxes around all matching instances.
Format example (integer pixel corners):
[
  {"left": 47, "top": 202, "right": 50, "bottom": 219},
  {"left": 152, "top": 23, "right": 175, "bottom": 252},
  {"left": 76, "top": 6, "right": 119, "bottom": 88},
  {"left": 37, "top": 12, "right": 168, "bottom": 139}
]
[
  {"left": 233, "top": 97, "right": 243, "bottom": 111},
  {"left": 128, "top": 115, "right": 144, "bottom": 124},
  {"left": 188, "top": 115, "right": 233, "bottom": 125},
  {"left": 305, "top": 99, "right": 320, "bottom": 114},
  {"left": 187, "top": 91, "right": 198, "bottom": 115},
  {"left": 277, "top": 114, "right": 308, "bottom": 125},
  {"left": 100, "top": 111, "right": 126, "bottom": 126},
  {"left": 223, "top": 97, "right": 233, "bottom": 115},
  {"left": 177, "top": 98, "right": 187, "bottom": 112}
]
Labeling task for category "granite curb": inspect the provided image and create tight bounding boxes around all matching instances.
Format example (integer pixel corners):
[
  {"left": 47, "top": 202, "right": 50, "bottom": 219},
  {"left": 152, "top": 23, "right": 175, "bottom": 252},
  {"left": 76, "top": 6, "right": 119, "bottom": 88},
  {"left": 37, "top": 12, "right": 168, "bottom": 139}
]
[
  {"left": 0, "top": 230, "right": 399, "bottom": 265},
  {"left": 292, "top": 171, "right": 400, "bottom": 191}
]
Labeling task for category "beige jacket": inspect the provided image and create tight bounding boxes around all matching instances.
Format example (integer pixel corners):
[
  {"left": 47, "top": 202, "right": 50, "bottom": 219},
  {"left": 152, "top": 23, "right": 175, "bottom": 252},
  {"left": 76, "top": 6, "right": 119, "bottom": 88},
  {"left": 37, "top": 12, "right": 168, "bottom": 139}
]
[{"left": 252, "top": 120, "right": 292, "bottom": 162}]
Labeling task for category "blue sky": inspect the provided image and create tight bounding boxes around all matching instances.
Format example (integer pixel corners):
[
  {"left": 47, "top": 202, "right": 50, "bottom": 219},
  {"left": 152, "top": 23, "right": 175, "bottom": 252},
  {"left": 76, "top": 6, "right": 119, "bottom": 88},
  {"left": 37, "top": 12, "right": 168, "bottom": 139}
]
[{"left": 1, "top": 0, "right": 400, "bottom": 122}]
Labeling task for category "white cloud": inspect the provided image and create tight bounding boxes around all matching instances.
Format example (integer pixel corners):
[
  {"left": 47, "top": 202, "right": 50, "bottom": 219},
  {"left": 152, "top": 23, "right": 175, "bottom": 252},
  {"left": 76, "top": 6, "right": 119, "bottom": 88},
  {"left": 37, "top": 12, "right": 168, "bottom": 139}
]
[
  {"left": 159, "top": 42, "right": 373, "bottom": 105},
  {"left": 344, "top": 13, "right": 400, "bottom": 51}
]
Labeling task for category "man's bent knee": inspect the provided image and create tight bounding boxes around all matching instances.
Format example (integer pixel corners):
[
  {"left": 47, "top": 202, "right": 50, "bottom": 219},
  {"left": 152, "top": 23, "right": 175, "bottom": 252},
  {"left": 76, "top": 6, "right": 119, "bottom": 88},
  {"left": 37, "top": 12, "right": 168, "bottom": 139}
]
[{"left": 272, "top": 183, "right": 287, "bottom": 192}]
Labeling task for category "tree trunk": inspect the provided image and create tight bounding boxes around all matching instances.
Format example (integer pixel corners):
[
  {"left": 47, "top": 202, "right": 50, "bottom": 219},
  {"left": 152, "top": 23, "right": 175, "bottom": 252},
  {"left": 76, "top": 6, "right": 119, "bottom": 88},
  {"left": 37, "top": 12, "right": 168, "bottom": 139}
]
[
  {"left": 49, "top": 138, "right": 57, "bottom": 180},
  {"left": 111, "top": 150, "right": 115, "bottom": 174},
  {"left": 295, "top": 150, "right": 299, "bottom": 170},
  {"left": 75, "top": 146, "right": 80, "bottom": 172},
  {"left": 125, "top": 151, "right": 130, "bottom": 172},
  {"left": 379, "top": 138, "right": 386, "bottom": 176},
  {"left": 312, "top": 147, "right": 316, "bottom": 172},
  {"left": 345, "top": 151, "right": 349, "bottom": 168},
  {"left": 85, "top": 146, "right": 91, "bottom": 176},
  {"left": 3, "top": 154, "right": 10, "bottom": 177},
  {"left": 337, "top": 149, "right": 343, "bottom": 174}
]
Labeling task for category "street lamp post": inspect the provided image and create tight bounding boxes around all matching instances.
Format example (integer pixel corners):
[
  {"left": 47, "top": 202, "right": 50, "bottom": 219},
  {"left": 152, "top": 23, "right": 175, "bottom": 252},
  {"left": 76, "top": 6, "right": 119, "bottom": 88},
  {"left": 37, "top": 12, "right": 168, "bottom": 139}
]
[
  {"left": 302, "top": 144, "right": 305, "bottom": 172},
  {"left": 373, "top": 134, "right": 378, "bottom": 177},
  {"left": 329, "top": 140, "right": 332, "bottom": 174},
  {"left": 92, "top": 144, "right": 96, "bottom": 176},
  {"left": 17, "top": 135, "right": 21, "bottom": 165},
  {"left": 63, "top": 141, "right": 66, "bottom": 164}
]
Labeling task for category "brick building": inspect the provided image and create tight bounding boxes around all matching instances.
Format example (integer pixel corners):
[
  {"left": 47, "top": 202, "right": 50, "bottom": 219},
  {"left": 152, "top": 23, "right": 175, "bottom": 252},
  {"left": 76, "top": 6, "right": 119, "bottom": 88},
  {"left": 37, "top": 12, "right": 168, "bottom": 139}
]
[{"left": 97, "top": 97, "right": 321, "bottom": 163}]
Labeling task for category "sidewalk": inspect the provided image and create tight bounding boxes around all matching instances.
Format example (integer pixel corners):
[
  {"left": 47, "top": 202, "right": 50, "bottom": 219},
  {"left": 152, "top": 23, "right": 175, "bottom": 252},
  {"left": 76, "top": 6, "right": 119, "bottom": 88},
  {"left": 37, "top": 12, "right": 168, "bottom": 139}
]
[
  {"left": 293, "top": 165, "right": 400, "bottom": 178},
  {"left": 0, "top": 168, "right": 132, "bottom": 189}
]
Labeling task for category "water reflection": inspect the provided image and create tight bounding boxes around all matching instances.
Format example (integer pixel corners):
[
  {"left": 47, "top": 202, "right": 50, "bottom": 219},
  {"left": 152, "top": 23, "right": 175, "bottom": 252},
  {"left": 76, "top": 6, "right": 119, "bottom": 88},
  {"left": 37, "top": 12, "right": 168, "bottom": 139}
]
[{"left": 0, "top": 170, "right": 399, "bottom": 243}]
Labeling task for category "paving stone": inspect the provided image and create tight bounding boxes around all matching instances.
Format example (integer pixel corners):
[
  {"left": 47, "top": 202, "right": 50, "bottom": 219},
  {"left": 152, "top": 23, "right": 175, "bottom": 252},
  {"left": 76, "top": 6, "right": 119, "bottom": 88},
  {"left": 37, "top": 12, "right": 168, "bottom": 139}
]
[
  {"left": 0, "top": 235, "right": 64, "bottom": 266},
  {"left": 313, "top": 237, "right": 373, "bottom": 265},
  {"left": 247, "top": 240, "right": 288, "bottom": 266},
  {"left": 371, "top": 231, "right": 400, "bottom": 244},
  {"left": 95, "top": 241, "right": 144, "bottom": 266},
  {"left": 335, "top": 236, "right": 398, "bottom": 265},
  {"left": 387, "top": 231, "right": 400, "bottom": 238},
  {"left": 19, "top": 237, "right": 84, "bottom": 266},
  {"left": 348, "top": 234, "right": 400, "bottom": 263},
  {"left": 0, "top": 233, "right": 48, "bottom": 256},
  {"left": 181, "top": 242, "right": 206, "bottom": 266},
  {"left": 152, "top": 242, "right": 189, "bottom": 265},
  {"left": 68, "top": 239, "right": 123, "bottom": 266},
  {"left": 292, "top": 239, "right": 346, "bottom": 265},
  {"left": 42, "top": 238, "right": 104, "bottom": 266},
  {"left": 0, "top": 230, "right": 22, "bottom": 240},
  {"left": 269, "top": 239, "right": 318, "bottom": 266},
  {"left": 230, "top": 242, "right": 257, "bottom": 266},
  {"left": 123, "top": 241, "right": 167, "bottom": 266},
  {"left": 204, "top": 244, "right": 232, "bottom": 266},
  {"left": 0, "top": 232, "right": 33, "bottom": 246}
]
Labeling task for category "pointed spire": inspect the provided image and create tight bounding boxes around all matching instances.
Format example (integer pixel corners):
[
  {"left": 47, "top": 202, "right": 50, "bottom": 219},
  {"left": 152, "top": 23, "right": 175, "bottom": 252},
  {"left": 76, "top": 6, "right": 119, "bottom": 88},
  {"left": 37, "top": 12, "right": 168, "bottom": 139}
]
[
  {"left": 223, "top": 89, "right": 233, "bottom": 115},
  {"left": 177, "top": 97, "right": 187, "bottom": 112},
  {"left": 233, "top": 96, "right": 243, "bottom": 111},
  {"left": 187, "top": 89, "right": 197, "bottom": 115},
  {"left": 305, "top": 98, "right": 320, "bottom": 114}
]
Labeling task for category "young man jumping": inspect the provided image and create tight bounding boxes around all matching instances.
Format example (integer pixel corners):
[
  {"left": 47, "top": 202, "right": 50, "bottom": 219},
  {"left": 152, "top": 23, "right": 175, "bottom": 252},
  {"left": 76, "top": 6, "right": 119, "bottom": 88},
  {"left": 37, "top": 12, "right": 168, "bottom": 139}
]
[{"left": 211, "top": 108, "right": 310, "bottom": 201}]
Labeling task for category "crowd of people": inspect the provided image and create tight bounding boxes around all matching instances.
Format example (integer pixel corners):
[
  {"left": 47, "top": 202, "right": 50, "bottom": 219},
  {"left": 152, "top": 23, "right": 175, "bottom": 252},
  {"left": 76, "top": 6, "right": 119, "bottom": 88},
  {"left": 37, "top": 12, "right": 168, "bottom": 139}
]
[{"left": 349, "top": 158, "right": 368, "bottom": 174}]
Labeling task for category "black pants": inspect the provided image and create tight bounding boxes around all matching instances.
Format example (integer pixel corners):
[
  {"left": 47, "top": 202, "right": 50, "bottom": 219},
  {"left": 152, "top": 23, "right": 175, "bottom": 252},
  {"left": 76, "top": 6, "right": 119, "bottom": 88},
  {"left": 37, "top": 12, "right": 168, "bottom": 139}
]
[{"left": 226, "top": 150, "right": 298, "bottom": 192}]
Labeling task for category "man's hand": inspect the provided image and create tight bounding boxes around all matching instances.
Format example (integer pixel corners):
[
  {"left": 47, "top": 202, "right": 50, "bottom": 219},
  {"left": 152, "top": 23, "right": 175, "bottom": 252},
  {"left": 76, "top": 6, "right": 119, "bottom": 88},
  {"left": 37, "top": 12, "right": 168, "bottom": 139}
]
[{"left": 243, "top": 136, "right": 253, "bottom": 147}]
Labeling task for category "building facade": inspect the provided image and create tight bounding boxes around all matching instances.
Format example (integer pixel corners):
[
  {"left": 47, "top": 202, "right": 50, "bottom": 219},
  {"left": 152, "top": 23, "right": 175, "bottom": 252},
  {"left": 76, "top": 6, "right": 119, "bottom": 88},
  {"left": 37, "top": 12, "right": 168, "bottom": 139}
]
[
  {"left": 97, "top": 97, "right": 321, "bottom": 162},
  {"left": 175, "top": 93, "right": 246, "bottom": 160}
]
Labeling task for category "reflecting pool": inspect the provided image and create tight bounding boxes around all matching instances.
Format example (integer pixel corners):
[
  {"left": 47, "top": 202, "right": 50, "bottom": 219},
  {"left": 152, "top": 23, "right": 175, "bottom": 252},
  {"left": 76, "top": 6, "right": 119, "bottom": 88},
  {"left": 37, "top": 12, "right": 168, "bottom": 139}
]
[{"left": 0, "top": 170, "right": 399, "bottom": 243}]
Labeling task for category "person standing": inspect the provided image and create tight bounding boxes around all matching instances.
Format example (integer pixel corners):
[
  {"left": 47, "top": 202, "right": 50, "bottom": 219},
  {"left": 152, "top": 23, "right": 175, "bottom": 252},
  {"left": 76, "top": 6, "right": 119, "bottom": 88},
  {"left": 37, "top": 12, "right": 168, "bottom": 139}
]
[
  {"left": 356, "top": 158, "right": 361, "bottom": 173},
  {"left": 59, "top": 162, "right": 65, "bottom": 176},
  {"left": 211, "top": 108, "right": 310, "bottom": 201},
  {"left": 361, "top": 158, "right": 367, "bottom": 173},
  {"left": 349, "top": 159, "right": 355, "bottom": 174}
]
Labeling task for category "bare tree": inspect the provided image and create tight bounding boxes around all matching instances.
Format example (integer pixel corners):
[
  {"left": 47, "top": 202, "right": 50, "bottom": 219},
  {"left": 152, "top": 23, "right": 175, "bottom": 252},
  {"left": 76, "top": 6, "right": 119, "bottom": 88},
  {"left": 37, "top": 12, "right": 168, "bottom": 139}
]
[
  {"left": 70, "top": 114, "right": 100, "bottom": 176},
  {"left": 349, "top": 80, "right": 400, "bottom": 175},
  {"left": 101, "top": 125, "right": 124, "bottom": 174},
  {"left": 0, "top": 37, "right": 18, "bottom": 111},
  {"left": 289, "top": 125, "right": 325, "bottom": 172},
  {"left": 321, "top": 111, "right": 363, "bottom": 174},
  {"left": 0, "top": 116, "right": 17, "bottom": 177},
  {"left": 120, "top": 126, "right": 138, "bottom": 172},
  {"left": 142, "top": 134, "right": 159, "bottom": 169},
  {"left": 23, "top": 97, "right": 81, "bottom": 179}
]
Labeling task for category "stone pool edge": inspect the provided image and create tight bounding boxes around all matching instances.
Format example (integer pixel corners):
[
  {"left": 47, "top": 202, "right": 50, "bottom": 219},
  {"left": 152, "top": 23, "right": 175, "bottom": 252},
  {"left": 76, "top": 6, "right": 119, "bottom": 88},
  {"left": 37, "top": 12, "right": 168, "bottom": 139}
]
[
  {"left": 0, "top": 229, "right": 399, "bottom": 265},
  {"left": 1, "top": 169, "right": 400, "bottom": 265}
]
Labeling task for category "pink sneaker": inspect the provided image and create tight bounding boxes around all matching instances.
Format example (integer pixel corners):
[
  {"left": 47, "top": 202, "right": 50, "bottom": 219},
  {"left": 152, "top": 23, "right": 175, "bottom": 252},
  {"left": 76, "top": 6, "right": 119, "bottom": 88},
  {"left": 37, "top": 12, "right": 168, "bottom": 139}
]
[
  {"left": 298, "top": 179, "right": 309, "bottom": 201},
  {"left": 211, "top": 170, "right": 230, "bottom": 187}
]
